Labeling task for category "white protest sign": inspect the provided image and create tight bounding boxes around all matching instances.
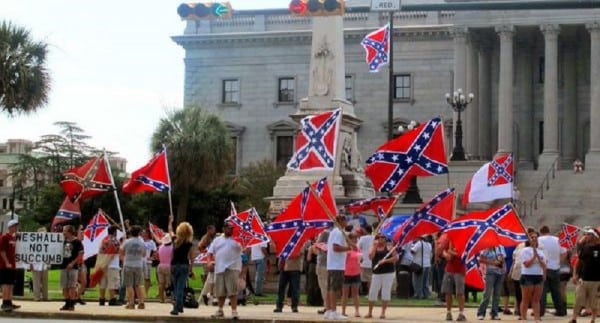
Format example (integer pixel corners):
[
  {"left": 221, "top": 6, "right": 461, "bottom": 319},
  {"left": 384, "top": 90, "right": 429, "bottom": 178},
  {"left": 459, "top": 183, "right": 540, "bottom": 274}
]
[{"left": 16, "top": 232, "right": 64, "bottom": 264}]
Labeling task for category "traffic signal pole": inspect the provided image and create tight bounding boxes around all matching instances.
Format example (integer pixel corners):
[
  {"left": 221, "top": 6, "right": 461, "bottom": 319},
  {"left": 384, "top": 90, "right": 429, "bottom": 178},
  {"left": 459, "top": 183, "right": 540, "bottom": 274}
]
[{"left": 387, "top": 10, "right": 394, "bottom": 141}]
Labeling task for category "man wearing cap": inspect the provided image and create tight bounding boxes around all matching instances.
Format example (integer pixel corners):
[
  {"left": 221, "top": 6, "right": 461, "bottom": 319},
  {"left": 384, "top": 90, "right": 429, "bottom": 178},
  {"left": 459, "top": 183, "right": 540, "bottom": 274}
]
[
  {"left": 208, "top": 222, "right": 243, "bottom": 320},
  {"left": 0, "top": 219, "right": 20, "bottom": 312},
  {"left": 569, "top": 227, "right": 600, "bottom": 323},
  {"left": 324, "top": 215, "right": 355, "bottom": 320},
  {"left": 98, "top": 225, "right": 121, "bottom": 306}
]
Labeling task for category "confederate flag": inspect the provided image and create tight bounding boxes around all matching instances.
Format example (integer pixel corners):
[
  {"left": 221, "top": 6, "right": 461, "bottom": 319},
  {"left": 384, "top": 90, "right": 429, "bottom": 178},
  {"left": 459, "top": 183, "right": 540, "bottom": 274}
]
[
  {"left": 558, "top": 223, "right": 580, "bottom": 249},
  {"left": 51, "top": 196, "right": 81, "bottom": 232},
  {"left": 61, "top": 155, "right": 113, "bottom": 202},
  {"left": 226, "top": 207, "right": 269, "bottom": 249},
  {"left": 344, "top": 196, "right": 398, "bottom": 221},
  {"left": 361, "top": 23, "right": 390, "bottom": 73},
  {"left": 148, "top": 222, "right": 166, "bottom": 241},
  {"left": 266, "top": 177, "right": 334, "bottom": 260},
  {"left": 287, "top": 109, "right": 341, "bottom": 172},
  {"left": 395, "top": 188, "right": 455, "bottom": 246},
  {"left": 443, "top": 204, "right": 527, "bottom": 262},
  {"left": 365, "top": 117, "right": 448, "bottom": 194},
  {"left": 122, "top": 149, "right": 170, "bottom": 194},
  {"left": 465, "top": 256, "right": 485, "bottom": 291}
]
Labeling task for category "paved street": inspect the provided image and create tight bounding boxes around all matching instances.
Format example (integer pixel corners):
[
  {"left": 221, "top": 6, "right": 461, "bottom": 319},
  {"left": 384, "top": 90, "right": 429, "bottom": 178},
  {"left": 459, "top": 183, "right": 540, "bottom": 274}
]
[{"left": 0, "top": 300, "right": 575, "bottom": 322}]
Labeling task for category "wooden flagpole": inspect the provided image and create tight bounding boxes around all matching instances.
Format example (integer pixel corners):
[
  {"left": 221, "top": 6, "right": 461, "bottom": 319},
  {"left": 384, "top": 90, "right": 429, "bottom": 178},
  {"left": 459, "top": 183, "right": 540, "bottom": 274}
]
[
  {"left": 373, "top": 240, "right": 400, "bottom": 270},
  {"left": 373, "top": 194, "right": 403, "bottom": 235},
  {"left": 162, "top": 144, "right": 175, "bottom": 219},
  {"left": 103, "top": 150, "right": 125, "bottom": 232},
  {"left": 306, "top": 181, "right": 354, "bottom": 246}
]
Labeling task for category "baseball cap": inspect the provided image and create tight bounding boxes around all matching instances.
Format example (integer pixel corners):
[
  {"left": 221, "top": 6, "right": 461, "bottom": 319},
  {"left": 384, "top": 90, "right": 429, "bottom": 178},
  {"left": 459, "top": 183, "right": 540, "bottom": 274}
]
[
  {"left": 7, "top": 219, "right": 18, "bottom": 228},
  {"left": 583, "top": 226, "right": 599, "bottom": 238}
]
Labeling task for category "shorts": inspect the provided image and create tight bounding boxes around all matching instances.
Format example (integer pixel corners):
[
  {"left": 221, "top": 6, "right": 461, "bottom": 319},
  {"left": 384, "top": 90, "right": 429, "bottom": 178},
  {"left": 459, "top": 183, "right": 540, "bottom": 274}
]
[
  {"left": 520, "top": 274, "right": 543, "bottom": 286},
  {"left": 123, "top": 266, "right": 144, "bottom": 288},
  {"left": 143, "top": 262, "right": 151, "bottom": 280},
  {"left": 215, "top": 269, "right": 240, "bottom": 298},
  {"left": 60, "top": 269, "right": 79, "bottom": 289},
  {"left": 574, "top": 281, "right": 600, "bottom": 312},
  {"left": 100, "top": 268, "right": 121, "bottom": 290},
  {"left": 441, "top": 272, "right": 465, "bottom": 296},
  {"left": 360, "top": 267, "right": 373, "bottom": 283},
  {"left": 0, "top": 269, "right": 16, "bottom": 286},
  {"left": 344, "top": 275, "right": 361, "bottom": 286},
  {"left": 560, "top": 273, "right": 571, "bottom": 282},
  {"left": 157, "top": 266, "right": 171, "bottom": 286},
  {"left": 327, "top": 270, "right": 344, "bottom": 293}
]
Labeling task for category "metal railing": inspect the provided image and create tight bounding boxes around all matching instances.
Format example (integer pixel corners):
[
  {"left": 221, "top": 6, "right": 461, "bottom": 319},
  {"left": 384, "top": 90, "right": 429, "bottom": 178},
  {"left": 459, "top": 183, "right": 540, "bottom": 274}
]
[{"left": 520, "top": 156, "right": 561, "bottom": 218}]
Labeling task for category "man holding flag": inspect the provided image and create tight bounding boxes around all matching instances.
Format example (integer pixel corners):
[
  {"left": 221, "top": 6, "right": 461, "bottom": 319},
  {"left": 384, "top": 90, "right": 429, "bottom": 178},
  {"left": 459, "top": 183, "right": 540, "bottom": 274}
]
[{"left": 324, "top": 215, "right": 354, "bottom": 320}]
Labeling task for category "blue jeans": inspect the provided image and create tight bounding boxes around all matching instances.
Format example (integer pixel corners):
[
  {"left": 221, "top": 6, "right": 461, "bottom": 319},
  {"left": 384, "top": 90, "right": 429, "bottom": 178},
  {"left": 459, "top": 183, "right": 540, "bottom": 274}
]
[
  {"left": 171, "top": 264, "right": 189, "bottom": 312},
  {"left": 276, "top": 270, "right": 300, "bottom": 309},
  {"left": 477, "top": 271, "right": 504, "bottom": 317},
  {"left": 412, "top": 267, "right": 431, "bottom": 298},
  {"left": 254, "top": 259, "right": 266, "bottom": 295},
  {"left": 541, "top": 269, "right": 566, "bottom": 315}
]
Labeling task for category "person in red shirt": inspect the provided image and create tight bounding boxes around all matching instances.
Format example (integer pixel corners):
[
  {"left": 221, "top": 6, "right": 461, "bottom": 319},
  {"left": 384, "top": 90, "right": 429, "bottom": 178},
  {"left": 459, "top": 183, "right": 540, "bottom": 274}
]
[
  {"left": 0, "top": 219, "right": 20, "bottom": 312},
  {"left": 438, "top": 234, "right": 467, "bottom": 321}
]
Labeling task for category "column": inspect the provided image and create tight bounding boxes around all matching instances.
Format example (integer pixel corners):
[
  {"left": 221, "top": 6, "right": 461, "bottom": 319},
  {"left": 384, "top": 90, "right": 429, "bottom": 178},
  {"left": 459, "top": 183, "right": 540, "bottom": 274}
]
[
  {"left": 452, "top": 27, "right": 468, "bottom": 159},
  {"left": 585, "top": 22, "right": 600, "bottom": 169},
  {"left": 466, "top": 35, "right": 480, "bottom": 159},
  {"left": 538, "top": 24, "right": 561, "bottom": 168},
  {"left": 517, "top": 39, "right": 535, "bottom": 168},
  {"left": 495, "top": 25, "right": 514, "bottom": 155},
  {"left": 562, "top": 37, "right": 578, "bottom": 165},
  {"left": 478, "top": 43, "right": 492, "bottom": 160}
]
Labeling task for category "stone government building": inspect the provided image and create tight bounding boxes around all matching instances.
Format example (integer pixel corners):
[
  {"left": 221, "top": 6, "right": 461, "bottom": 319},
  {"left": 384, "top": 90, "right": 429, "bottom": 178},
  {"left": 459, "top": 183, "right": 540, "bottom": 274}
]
[{"left": 173, "top": 0, "right": 600, "bottom": 224}]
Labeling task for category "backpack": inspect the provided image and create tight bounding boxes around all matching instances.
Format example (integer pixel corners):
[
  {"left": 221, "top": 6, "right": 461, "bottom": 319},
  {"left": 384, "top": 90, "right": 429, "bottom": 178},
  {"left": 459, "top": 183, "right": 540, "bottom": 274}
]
[{"left": 184, "top": 286, "right": 199, "bottom": 308}]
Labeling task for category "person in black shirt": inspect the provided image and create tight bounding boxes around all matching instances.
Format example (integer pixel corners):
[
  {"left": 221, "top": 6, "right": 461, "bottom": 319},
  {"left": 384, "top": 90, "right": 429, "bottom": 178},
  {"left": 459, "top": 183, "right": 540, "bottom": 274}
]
[
  {"left": 60, "top": 225, "right": 84, "bottom": 311},
  {"left": 569, "top": 227, "right": 600, "bottom": 323},
  {"left": 365, "top": 234, "right": 397, "bottom": 319}
]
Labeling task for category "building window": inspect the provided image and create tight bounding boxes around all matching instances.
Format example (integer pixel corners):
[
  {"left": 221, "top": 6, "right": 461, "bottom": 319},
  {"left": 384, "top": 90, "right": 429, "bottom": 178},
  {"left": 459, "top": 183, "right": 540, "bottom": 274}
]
[
  {"left": 222, "top": 79, "right": 240, "bottom": 104},
  {"left": 278, "top": 77, "right": 295, "bottom": 102},
  {"left": 2, "top": 198, "right": 6, "bottom": 210},
  {"left": 345, "top": 75, "right": 354, "bottom": 101},
  {"left": 538, "top": 57, "right": 545, "bottom": 84},
  {"left": 394, "top": 74, "right": 411, "bottom": 100},
  {"left": 276, "top": 136, "right": 294, "bottom": 168}
]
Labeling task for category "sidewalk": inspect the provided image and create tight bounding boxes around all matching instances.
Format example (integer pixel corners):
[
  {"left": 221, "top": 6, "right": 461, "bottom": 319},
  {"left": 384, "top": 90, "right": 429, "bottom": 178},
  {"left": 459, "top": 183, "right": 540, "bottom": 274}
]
[{"left": 1, "top": 300, "right": 571, "bottom": 322}]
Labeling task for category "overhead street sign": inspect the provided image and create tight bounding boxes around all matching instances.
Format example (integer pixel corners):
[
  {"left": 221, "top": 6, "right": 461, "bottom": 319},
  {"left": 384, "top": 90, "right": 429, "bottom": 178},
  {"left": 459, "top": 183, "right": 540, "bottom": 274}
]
[{"left": 371, "top": 0, "right": 401, "bottom": 11}]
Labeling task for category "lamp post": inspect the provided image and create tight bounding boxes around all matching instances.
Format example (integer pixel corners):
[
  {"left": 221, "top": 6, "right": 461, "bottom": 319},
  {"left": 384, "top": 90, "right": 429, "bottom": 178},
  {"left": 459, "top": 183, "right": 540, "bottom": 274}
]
[
  {"left": 396, "top": 122, "right": 423, "bottom": 204},
  {"left": 446, "top": 88, "right": 474, "bottom": 161}
]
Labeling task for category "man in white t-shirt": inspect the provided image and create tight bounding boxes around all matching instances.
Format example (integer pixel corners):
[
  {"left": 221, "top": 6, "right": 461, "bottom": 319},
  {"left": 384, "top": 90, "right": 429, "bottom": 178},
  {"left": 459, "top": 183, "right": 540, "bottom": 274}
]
[
  {"left": 208, "top": 222, "right": 243, "bottom": 320},
  {"left": 537, "top": 225, "right": 567, "bottom": 316},
  {"left": 250, "top": 241, "right": 268, "bottom": 296},
  {"left": 325, "top": 216, "right": 354, "bottom": 320},
  {"left": 357, "top": 226, "right": 374, "bottom": 293}
]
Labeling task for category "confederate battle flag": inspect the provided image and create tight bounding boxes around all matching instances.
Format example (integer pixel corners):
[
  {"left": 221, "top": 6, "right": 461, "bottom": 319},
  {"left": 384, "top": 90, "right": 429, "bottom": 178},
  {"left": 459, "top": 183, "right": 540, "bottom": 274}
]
[
  {"left": 61, "top": 155, "right": 113, "bottom": 202},
  {"left": 122, "top": 149, "right": 170, "bottom": 194}
]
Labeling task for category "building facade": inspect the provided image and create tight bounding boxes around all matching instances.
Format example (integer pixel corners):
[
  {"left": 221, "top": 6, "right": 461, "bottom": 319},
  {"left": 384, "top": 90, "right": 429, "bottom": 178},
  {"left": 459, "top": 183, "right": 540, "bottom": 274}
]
[{"left": 173, "top": 0, "right": 600, "bottom": 173}]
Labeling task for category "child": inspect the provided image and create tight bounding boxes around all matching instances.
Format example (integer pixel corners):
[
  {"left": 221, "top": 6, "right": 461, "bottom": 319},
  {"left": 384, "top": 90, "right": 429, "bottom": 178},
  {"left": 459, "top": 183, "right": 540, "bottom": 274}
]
[{"left": 341, "top": 233, "right": 361, "bottom": 318}]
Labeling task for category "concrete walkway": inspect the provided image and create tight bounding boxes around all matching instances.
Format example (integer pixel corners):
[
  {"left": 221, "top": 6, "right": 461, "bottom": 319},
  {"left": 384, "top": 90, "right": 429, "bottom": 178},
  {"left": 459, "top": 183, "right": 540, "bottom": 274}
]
[{"left": 0, "top": 300, "right": 573, "bottom": 322}]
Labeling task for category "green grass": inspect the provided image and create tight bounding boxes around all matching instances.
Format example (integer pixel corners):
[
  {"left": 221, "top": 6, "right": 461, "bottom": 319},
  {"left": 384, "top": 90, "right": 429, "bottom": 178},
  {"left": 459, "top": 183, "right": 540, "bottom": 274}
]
[{"left": 21, "top": 269, "right": 578, "bottom": 308}]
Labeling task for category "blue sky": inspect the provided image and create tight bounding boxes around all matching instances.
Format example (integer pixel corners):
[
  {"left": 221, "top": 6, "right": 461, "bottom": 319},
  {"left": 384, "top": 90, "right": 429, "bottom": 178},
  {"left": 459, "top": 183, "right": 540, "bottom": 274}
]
[{"left": 0, "top": 0, "right": 285, "bottom": 171}]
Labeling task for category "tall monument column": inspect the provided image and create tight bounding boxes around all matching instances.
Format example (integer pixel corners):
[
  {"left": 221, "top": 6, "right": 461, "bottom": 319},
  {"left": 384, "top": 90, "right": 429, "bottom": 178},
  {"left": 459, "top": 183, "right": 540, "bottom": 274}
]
[
  {"left": 586, "top": 22, "right": 600, "bottom": 170},
  {"left": 562, "top": 36, "right": 578, "bottom": 166},
  {"left": 478, "top": 42, "right": 492, "bottom": 160},
  {"left": 496, "top": 25, "right": 515, "bottom": 155},
  {"left": 518, "top": 39, "right": 535, "bottom": 168},
  {"left": 269, "top": 15, "right": 373, "bottom": 215},
  {"left": 466, "top": 35, "right": 480, "bottom": 159},
  {"left": 452, "top": 26, "right": 468, "bottom": 157},
  {"left": 539, "top": 24, "right": 561, "bottom": 168}
]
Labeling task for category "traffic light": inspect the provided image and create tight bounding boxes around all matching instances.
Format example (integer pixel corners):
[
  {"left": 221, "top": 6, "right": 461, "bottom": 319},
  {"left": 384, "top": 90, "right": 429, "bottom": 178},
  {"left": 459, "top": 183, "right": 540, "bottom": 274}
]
[
  {"left": 177, "top": 2, "right": 233, "bottom": 20},
  {"left": 289, "top": 0, "right": 345, "bottom": 16}
]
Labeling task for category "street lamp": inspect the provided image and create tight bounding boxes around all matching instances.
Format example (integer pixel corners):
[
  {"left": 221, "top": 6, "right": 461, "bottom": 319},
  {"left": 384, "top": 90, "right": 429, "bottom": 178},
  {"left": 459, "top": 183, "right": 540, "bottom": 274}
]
[
  {"left": 446, "top": 89, "right": 474, "bottom": 161},
  {"left": 396, "top": 122, "right": 423, "bottom": 204}
]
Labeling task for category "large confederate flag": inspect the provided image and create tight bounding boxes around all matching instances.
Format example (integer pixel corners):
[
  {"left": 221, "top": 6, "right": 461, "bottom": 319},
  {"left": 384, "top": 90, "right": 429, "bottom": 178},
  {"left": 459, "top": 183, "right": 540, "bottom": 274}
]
[{"left": 61, "top": 155, "right": 113, "bottom": 202}]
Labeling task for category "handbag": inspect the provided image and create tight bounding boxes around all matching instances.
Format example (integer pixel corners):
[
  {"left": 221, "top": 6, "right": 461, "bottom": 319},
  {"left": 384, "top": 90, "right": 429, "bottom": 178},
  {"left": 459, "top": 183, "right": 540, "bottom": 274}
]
[{"left": 409, "top": 262, "right": 423, "bottom": 274}]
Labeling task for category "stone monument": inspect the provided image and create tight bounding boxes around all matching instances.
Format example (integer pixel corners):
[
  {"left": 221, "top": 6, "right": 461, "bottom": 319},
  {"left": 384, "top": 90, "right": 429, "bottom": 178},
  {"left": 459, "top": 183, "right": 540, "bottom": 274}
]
[{"left": 267, "top": 15, "right": 374, "bottom": 217}]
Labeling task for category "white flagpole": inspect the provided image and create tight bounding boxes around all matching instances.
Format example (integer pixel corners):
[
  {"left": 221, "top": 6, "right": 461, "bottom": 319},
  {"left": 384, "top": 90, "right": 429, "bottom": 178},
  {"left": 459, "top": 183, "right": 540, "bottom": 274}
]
[
  {"left": 103, "top": 149, "right": 125, "bottom": 231},
  {"left": 163, "top": 144, "right": 175, "bottom": 219}
]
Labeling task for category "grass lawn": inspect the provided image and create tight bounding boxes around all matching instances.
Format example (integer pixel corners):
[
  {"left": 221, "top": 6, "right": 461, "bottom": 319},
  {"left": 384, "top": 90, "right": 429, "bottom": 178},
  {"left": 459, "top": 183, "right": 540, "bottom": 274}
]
[{"left": 21, "top": 269, "right": 577, "bottom": 308}]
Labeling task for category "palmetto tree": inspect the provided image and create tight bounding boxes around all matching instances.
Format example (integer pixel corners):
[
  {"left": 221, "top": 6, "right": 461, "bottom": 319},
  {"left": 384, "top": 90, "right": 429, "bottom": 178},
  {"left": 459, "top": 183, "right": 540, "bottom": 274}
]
[
  {"left": 0, "top": 21, "right": 50, "bottom": 115},
  {"left": 151, "top": 106, "right": 234, "bottom": 223}
]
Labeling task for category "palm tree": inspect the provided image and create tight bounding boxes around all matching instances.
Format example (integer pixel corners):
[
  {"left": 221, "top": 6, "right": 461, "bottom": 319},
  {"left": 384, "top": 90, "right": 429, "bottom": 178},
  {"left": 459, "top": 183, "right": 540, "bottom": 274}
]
[
  {"left": 151, "top": 106, "right": 234, "bottom": 223},
  {"left": 0, "top": 21, "right": 50, "bottom": 115}
]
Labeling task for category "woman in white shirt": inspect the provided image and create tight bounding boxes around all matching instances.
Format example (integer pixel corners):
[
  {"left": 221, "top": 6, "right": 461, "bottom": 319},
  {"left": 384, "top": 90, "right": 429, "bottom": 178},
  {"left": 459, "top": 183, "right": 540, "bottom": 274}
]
[{"left": 519, "top": 231, "right": 547, "bottom": 323}]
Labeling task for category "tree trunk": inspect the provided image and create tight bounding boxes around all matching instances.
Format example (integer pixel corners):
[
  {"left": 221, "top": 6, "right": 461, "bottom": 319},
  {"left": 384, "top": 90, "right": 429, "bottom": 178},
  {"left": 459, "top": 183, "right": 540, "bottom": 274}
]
[{"left": 176, "top": 185, "right": 190, "bottom": 224}]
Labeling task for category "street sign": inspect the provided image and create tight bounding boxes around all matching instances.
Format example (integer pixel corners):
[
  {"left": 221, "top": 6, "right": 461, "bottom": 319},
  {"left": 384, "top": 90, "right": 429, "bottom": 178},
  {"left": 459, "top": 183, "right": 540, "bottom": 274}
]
[{"left": 371, "top": 0, "right": 401, "bottom": 11}]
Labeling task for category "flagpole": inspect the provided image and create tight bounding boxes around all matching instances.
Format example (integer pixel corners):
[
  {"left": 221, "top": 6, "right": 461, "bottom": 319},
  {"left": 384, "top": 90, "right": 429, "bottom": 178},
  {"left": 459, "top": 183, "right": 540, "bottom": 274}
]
[
  {"left": 373, "top": 194, "right": 403, "bottom": 235},
  {"left": 373, "top": 240, "right": 400, "bottom": 270},
  {"left": 103, "top": 150, "right": 125, "bottom": 231},
  {"left": 163, "top": 144, "right": 175, "bottom": 220},
  {"left": 306, "top": 181, "right": 353, "bottom": 246},
  {"left": 440, "top": 114, "right": 451, "bottom": 189},
  {"left": 387, "top": 15, "right": 394, "bottom": 141}
]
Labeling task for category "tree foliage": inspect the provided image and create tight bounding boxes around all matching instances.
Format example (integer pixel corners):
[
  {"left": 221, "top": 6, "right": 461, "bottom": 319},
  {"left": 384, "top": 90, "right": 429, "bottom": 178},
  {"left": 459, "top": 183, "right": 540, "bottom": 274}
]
[
  {"left": 151, "top": 106, "right": 234, "bottom": 223},
  {"left": 0, "top": 21, "right": 50, "bottom": 115},
  {"left": 234, "top": 159, "right": 284, "bottom": 217}
]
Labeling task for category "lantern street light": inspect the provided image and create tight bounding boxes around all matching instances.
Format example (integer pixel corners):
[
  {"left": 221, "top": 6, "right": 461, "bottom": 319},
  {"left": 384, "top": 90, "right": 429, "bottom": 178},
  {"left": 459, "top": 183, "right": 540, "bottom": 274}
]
[{"left": 446, "top": 89, "right": 474, "bottom": 161}]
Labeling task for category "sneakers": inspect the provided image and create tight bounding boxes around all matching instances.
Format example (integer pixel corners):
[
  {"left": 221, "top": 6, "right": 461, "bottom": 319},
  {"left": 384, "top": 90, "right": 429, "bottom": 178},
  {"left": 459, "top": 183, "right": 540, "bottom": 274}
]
[
  {"left": 232, "top": 310, "right": 239, "bottom": 320},
  {"left": 477, "top": 315, "right": 484, "bottom": 320},
  {"left": 457, "top": 313, "right": 467, "bottom": 321},
  {"left": 273, "top": 308, "right": 283, "bottom": 313},
  {"left": 446, "top": 313, "right": 453, "bottom": 321},
  {"left": 331, "top": 312, "right": 348, "bottom": 320},
  {"left": 491, "top": 316, "right": 501, "bottom": 320},
  {"left": 324, "top": 311, "right": 334, "bottom": 319},
  {"left": 211, "top": 309, "right": 225, "bottom": 319},
  {"left": 1, "top": 304, "right": 12, "bottom": 312}
]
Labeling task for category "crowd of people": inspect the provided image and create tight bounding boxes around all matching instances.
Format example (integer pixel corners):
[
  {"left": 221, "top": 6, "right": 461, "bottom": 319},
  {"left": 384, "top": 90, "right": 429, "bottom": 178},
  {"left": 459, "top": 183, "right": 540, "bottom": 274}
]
[{"left": 0, "top": 215, "right": 599, "bottom": 323}]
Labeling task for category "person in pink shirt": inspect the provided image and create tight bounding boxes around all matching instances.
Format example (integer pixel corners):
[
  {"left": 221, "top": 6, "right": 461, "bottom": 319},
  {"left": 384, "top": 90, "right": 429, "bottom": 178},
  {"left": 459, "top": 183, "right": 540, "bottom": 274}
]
[
  {"left": 341, "top": 233, "right": 362, "bottom": 318},
  {"left": 157, "top": 235, "right": 173, "bottom": 303}
]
